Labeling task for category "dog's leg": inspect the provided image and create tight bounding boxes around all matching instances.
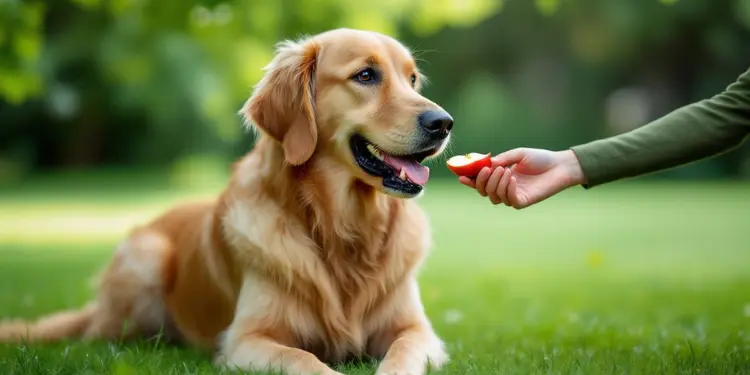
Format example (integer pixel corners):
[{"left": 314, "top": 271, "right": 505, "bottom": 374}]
[
  {"left": 374, "top": 325, "right": 447, "bottom": 375},
  {"left": 216, "top": 334, "right": 343, "bottom": 375},
  {"left": 83, "top": 229, "right": 173, "bottom": 342},
  {"left": 0, "top": 229, "right": 172, "bottom": 344},
  {"left": 371, "top": 281, "right": 448, "bottom": 375},
  {"left": 216, "top": 273, "right": 343, "bottom": 375}
]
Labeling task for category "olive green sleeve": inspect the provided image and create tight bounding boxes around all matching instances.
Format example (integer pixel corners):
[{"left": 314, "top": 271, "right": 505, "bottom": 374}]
[{"left": 570, "top": 66, "right": 750, "bottom": 189}]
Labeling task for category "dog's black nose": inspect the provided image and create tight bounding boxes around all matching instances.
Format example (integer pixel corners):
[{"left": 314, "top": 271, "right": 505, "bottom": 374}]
[{"left": 418, "top": 110, "right": 454, "bottom": 139}]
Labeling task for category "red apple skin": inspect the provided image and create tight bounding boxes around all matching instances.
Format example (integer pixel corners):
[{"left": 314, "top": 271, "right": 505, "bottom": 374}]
[{"left": 446, "top": 153, "right": 492, "bottom": 177}]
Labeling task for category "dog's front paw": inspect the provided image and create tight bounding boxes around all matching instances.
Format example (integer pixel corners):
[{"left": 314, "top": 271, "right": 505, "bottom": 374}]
[
  {"left": 214, "top": 351, "right": 346, "bottom": 375},
  {"left": 375, "top": 369, "right": 416, "bottom": 375},
  {"left": 212, "top": 354, "right": 234, "bottom": 370},
  {"left": 425, "top": 340, "right": 449, "bottom": 371},
  {"left": 376, "top": 365, "right": 436, "bottom": 375},
  {"left": 212, "top": 353, "right": 258, "bottom": 373},
  {"left": 376, "top": 353, "right": 447, "bottom": 375},
  {"left": 376, "top": 336, "right": 449, "bottom": 375}
]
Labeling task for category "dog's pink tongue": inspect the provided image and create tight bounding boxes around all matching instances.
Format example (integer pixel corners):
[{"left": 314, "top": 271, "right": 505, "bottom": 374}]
[{"left": 383, "top": 155, "right": 430, "bottom": 185}]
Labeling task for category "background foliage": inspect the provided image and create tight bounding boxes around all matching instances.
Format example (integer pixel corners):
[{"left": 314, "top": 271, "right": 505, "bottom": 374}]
[{"left": 1, "top": 0, "right": 750, "bottom": 183}]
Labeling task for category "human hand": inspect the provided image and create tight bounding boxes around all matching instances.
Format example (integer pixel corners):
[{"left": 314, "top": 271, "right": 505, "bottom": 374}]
[{"left": 458, "top": 148, "right": 586, "bottom": 209}]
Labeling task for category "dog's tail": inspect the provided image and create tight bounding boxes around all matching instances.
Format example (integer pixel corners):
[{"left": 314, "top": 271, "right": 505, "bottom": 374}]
[{"left": 0, "top": 302, "right": 97, "bottom": 343}]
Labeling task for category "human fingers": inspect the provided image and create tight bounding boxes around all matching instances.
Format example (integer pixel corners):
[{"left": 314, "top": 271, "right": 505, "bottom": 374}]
[
  {"left": 507, "top": 176, "right": 523, "bottom": 209},
  {"left": 486, "top": 167, "right": 505, "bottom": 205},
  {"left": 458, "top": 176, "right": 476, "bottom": 189},
  {"left": 474, "top": 167, "right": 492, "bottom": 197},
  {"left": 495, "top": 167, "right": 513, "bottom": 206},
  {"left": 491, "top": 148, "right": 526, "bottom": 168}
]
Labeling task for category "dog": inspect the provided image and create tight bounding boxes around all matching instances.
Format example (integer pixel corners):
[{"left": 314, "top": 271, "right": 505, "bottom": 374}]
[{"left": 0, "top": 28, "right": 454, "bottom": 375}]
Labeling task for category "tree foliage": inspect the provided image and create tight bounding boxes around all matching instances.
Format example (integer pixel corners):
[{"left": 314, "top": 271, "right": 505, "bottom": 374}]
[
  {"left": 2, "top": 0, "right": 750, "bottom": 181},
  {"left": 0, "top": 0, "right": 501, "bottom": 172}
]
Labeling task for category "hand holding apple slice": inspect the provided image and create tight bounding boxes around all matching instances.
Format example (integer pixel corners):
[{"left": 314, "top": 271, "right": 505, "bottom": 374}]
[{"left": 446, "top": 152, "right": 492, "bottom": 178}]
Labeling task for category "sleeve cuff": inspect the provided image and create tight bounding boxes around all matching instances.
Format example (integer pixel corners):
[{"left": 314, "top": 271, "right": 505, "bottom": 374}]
[{"left": 570, "top": 140, "right": 619, "bottom": 189}]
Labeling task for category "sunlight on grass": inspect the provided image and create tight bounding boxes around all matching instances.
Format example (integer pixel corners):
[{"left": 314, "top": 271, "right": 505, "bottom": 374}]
[
  {"left": 0, "top": 194, "right": 216, "bottom": 245},
  {"left": 1, "top": 175, "right": 749, "bottom": 374},
  {"left": 0, "top": 169, "right": 224, "bottom": 245}
]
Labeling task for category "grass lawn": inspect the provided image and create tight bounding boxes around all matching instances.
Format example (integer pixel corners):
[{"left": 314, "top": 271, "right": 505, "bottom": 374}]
[{"left": 0, "top": 172, "right": 749, "bottom": 374}]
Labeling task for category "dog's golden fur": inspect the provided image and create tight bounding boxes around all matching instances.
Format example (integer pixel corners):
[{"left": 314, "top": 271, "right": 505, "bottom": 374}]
[{"left": 0, "top": 28, "right": 452, "bottom": 375}]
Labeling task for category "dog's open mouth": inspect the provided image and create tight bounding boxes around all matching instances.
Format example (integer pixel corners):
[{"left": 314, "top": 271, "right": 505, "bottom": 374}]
[{"left": 349, "top": 134, "right": 439, "bottom": 196}]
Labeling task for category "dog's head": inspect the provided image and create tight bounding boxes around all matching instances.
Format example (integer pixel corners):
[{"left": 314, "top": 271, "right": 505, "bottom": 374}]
[{"left": 243, "top": 28, "right": 453, "bottom": 199}]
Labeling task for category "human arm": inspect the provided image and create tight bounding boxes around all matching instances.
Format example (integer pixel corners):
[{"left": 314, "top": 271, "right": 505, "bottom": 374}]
[
  {"left": 460, "top": 66, "right": 750, "bottom": 207},
  {"left": 572, "top": 66, "right": 750, "bottom": 188}
]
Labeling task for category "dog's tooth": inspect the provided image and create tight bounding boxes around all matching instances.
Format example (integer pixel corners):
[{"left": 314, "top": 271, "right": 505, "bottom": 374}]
[
  {"left": 399, "top": 168, "right": 407, "bottom": 180},
  {"left": 371, "top": 146, "right": 383, "bottom": 160}
]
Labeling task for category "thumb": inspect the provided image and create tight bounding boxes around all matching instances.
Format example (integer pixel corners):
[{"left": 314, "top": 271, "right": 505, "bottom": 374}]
[{"left": 491, "top": 148, "right": 526, "bottom": 167}]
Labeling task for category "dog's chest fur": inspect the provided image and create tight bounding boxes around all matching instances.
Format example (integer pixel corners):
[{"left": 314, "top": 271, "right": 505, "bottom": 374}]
[
  {"left": 302, "top": 238, "right": 394, "bottom": 360},
  {"left": 293, "top": 191, "right": 416, "bottom": 360},
  {"left": 222, "top": 176, "right": 429, "bottom": 363}
]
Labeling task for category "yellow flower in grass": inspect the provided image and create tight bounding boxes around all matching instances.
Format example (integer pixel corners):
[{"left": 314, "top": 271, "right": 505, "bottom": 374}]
[{"left": 586, "top": 250, "right": 604, "bottom": 268}]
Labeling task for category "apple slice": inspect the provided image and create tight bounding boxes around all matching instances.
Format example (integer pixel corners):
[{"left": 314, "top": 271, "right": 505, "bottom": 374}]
[{"left": 446, "top": 153, "right": 492, "bottom": 177}]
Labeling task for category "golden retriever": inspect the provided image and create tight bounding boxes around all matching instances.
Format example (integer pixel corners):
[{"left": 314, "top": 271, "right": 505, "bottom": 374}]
[{"left": 0, "top": 28, "right": 454, "bottom": 375}]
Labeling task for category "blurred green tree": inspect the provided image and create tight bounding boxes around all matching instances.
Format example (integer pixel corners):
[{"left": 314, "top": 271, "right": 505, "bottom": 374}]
[
  {"left": 2, "top": 0, "right": 750, "bottom": 183},
  {"left": 0, "top": 0, "right": 500, "bottom": 176}
]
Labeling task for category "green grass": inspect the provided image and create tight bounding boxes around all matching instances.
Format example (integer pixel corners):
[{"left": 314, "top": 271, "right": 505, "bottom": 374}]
[{"left": 1, "top": 173, "right": 749, "bottom": 375}]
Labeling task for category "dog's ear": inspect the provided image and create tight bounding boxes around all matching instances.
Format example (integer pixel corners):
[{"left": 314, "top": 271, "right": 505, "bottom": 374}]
[{"left": 243, "top": 38, "right": 319, "bottom": 166}]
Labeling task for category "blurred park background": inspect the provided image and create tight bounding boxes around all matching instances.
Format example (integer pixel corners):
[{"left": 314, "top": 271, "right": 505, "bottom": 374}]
[
  {"left": 1, "top": 0, "right": 750, "bottom": 183},
  {"left": 1, "top": 1, "right": 750, "bottom": 373}
]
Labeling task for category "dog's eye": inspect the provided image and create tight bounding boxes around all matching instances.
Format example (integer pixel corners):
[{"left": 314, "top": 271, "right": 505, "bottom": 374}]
[
  {"left": 353, "top": 68, "right": 378, "bottom": 84},
  {"left": 410, "top": 74, "right": 417, "bottom": 87}
]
